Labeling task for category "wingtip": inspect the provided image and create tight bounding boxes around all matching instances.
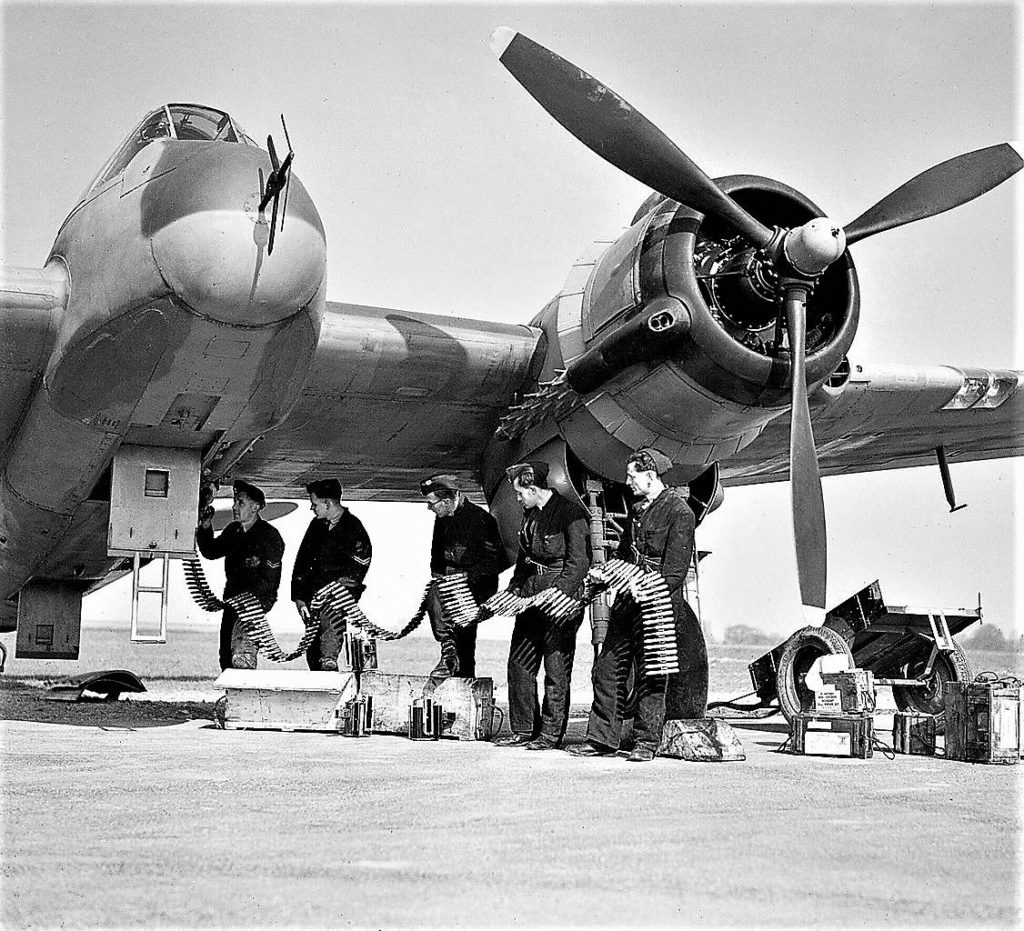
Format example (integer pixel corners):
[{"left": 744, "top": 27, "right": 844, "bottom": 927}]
[{"left": 489, "top": 26, "right": 518, "bottom": 59}]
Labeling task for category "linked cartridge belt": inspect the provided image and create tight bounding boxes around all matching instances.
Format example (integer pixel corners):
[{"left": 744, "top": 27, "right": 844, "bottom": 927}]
[
  {"left": 478, "top": 587, "right": 583, "bottom": 623},
  {"left": 309, "top": 580, "right": 432, "bottom": 641},
  {"left": 439, "top": 557, "right": 681, "bottom": 678},
  {"left": 183, "top": 558, "right": 320, "bottom": 661},
  {"left": 183, "top": 559, "right": 434, "bottom": 659},
  {"left": 586, "top": 559, "right": 681, "bottom": 677},
  {"left": 434, "top": 574, "right": 479, "bottom": 627}
]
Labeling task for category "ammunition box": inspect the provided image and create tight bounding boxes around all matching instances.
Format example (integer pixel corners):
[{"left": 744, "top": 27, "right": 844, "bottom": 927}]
[
  {"left": 892, "top": 712, "right": 937, "bottom": 755},
  {"left": 790, "top": 713, "right": 873, "bottom": 759},
  {"left": 943, "top": 682, "right": 1021, "bottom": 764},
  {"left": 821, "top": 669, "right": 876, "bottom": 713}
]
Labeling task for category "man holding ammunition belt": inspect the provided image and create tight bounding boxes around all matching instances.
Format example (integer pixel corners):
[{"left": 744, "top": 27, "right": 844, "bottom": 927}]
[
  {"left": 196, "top": 480, "right": 284, "bottom": 670},
  {"left": 495, "top": 460, "right": 591, "bottom": 751},
  {"left": 420, "top": 473, "right": 506, "bottom": 679},
  {"left": 566, "top": 448, "right": 708, "bottom": 762},
  {"left": 291, "top": 478, "right": 372, "bottom": 672}
]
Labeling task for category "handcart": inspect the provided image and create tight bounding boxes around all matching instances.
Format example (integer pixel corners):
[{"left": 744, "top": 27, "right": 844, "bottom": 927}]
[{"left": 748, "top": 581, "right": 981, "bottom": 725}]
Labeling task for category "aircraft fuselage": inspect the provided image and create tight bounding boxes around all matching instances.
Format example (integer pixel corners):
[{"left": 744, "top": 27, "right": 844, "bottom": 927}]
[{"left": 0, "top": 105, "right": 327, "bottom": 627}]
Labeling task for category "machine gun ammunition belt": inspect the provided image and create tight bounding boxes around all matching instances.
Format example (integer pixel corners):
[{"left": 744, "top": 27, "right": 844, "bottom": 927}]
[
  {"left": 183, "top": 560, "right": 431, "bottom": 658},
  {"left": 479, "top": 587, "right": 584, "bottom": 623},
  {"left": 442, "top": 577, "right": 587, "bottom": 627},
  {"left": 437, "top": 558, "right": 678, "bottom": 676},
  {"left": 309, "top": 580, "right": 431, "bottom": 642},
  {"left": 583, "top": 559, "right": 681, "bottom": 677},
  {"left": 182, "top": 559, "right": 319, "bottom": 662},
  {"left": 433, "top": 573, "right": 480, "bottom": 628}
]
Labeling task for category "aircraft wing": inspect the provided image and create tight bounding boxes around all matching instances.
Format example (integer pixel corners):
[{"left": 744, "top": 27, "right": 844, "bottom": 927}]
[
  {"left": 720, "top": 361, "right": 1023, "bottom": 484},
  {"left": 0, "top": 266, "right": 68, "bottom": 450},
  {"left": 222, "top": 301, "right": 543, "bottom": 499}
]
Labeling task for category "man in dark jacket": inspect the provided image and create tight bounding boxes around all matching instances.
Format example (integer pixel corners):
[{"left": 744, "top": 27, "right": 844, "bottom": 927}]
[
  {"left": 567, "top": 448, "right": 708, "bottom": 762},
  {"left": 291, "top": 478, "right": 372, "bottom": 671},
  {"left": 494, "top": 461, "right": 591, "bottom": 751},
  {"left": 196, "top": 480, "right": 285, "bottom": 670},
  {"left": 420, "top": 474, "right": 506, "bottom": 679}
]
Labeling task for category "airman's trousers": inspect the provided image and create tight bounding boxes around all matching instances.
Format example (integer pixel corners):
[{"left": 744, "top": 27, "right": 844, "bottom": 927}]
[
  {"left": 219, "top": 607, "right": 257, "bottom": 671},
  {"left": 587, "top": 596, "right": 708, "bottom": 750},
  {"left": 507, "top": 606, "right": 584, "bottom": 742},
  {"left": 427, "top": 586, "right": 477, "bottom": 678}
]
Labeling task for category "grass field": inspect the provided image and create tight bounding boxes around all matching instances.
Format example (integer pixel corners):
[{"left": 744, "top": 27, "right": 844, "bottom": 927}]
[{"left": 2, "top": 623, "right": 1019, "bottom": 707}]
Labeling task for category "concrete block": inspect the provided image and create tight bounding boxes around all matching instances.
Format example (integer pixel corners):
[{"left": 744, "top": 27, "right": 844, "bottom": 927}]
[{"left": 658, "top": 718, "right": 746, "bottom": 762}]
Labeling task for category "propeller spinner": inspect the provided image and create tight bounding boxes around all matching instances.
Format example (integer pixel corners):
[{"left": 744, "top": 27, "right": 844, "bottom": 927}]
[{"left": 491, "top": 26, "right": 1023, "bottom": 609}]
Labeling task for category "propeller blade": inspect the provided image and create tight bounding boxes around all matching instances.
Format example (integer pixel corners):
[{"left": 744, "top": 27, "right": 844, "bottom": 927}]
[
  {"left": 280, "top": 170, "right": 291, "bottom": 231},
  {"left": 268, "top": 190, "right": 279, "bottom": 255},
  {"left": 279, "top": 117, "right": 294, "bottom": 231},
  {"left": 784, "top": 287, "right": 827, "bottom": 609},
  {"left": 844, "top": 143, "right": 1023, "bottom": 246},
  {"left": 491, "top": 27, "right": 774, "bottom": 247},
  {"left": 281, "top": 114, "right": 293, "bottom": 155},
  {"left": 267, "top": 134, "right": 281, "bottom": 171}
]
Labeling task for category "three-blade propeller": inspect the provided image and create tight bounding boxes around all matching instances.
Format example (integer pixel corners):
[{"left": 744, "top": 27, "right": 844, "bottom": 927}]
[
  {"left": 258, "top": 115, "right": 295, "bottom": 255},
  {"left": 491, "top": 26, "right": 1023, "bottom": 609}
]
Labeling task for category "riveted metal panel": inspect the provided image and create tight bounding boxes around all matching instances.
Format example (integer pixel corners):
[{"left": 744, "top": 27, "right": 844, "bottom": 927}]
[{"left": 108, "top": 445, "right": 201, "bottom": 558}]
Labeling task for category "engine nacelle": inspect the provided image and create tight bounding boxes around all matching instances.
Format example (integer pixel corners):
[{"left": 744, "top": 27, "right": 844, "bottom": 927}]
[{"left": 489, "top": 175, "right": 859, "bottom": 489}]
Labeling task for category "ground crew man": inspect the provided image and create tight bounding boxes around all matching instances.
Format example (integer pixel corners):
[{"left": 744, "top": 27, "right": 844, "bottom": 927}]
[
  {"left": 566, "top": 448, "right": 708, "bottom": 762},
  {"left": 196, "top": 480, "right": 285, "bottom": 670},
  {"left": 494, "top": 461, "right": 590, "bottom": 751},
  {"left": 420, "top": 474, "right": 506, "bottom": 679},
  {"left": 291, "top": 478, "right": 372, "bottom": 671}
]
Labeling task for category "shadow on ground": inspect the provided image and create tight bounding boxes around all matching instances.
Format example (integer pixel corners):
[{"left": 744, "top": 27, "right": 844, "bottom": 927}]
[{"left": 0, "top": 679, "right": 216, "bottom": 728}]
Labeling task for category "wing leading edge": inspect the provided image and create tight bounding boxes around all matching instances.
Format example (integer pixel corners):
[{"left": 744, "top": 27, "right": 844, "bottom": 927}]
[{"left": 720, "top": 361, "right": 1024, "bottom": 484}]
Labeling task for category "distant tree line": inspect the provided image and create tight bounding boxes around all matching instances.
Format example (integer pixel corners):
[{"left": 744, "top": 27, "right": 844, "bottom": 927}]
[
  {"left": 959, "top": 624, "right": 1020, "bottom": 652},
  {"left": 720, "top": 624, "right": 783, "bottom": 646},
  {"left": 716, "top": 622, "right": 1021, "bottom": 652}
]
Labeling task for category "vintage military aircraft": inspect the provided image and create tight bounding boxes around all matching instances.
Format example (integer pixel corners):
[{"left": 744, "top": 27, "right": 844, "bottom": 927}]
[{"left": 1, "top": 29, "right": 1021, "bottom": 664}]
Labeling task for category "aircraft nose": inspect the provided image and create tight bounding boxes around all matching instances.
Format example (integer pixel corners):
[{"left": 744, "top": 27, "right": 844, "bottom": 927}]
[{"left": 148, "top": 145, "right": 326, "bottom": 325}]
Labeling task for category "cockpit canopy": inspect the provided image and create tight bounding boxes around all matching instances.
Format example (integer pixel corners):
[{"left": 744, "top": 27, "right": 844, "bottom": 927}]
[{"left": 85, "top": 104, "right": 255, "bottom": 195}]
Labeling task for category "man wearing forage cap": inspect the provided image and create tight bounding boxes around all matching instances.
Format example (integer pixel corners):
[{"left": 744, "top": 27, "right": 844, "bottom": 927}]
[
  {"left": 291, "top": 478, "right": 373, "bottom": 671},
  {"left": 196, "top": 480, "right": 285, "bottom": 670},
  {"left": 566, "top": 447, "right": 708, "bottom": 762},
  {"left": 419, "top": 473, "right": 506, "bottom": 680},
  {"left": 494, "top": 460, "right": 591, "bottom": 751}
]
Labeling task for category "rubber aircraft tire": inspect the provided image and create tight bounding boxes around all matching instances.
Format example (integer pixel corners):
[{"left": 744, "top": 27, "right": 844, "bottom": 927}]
[
  {"left": 776, "top": 625, "right": 853, "bottom": 723},
  {"left": 891, "top": 642, "right": 972, "bottom": 732}
]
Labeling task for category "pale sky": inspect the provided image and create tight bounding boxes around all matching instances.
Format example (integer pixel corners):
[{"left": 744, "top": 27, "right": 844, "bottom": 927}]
[{"left": 1, "top": 1, "right": 1021, "bottom": 643}]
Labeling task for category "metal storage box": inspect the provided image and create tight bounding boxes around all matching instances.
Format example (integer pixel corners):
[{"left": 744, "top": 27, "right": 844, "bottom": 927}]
[
  {"left": 892, "top": 712, "right": 937, "bottom": 755},
  {"left": 943, "top": 681, "right": 1021, "bottom": 764},
  {"left": 820, "top": 669, "right": 876, "bottom": 713},
  {"left": 790, "top": 713, "right": 873, "bottom": 759}
]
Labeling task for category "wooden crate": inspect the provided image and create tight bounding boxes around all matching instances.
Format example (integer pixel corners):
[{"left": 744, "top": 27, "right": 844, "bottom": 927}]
[
  {"left": 892, "top": 712, "right": 937, "bottom": 755},
  {"left": 790, "top": 713, "right": 874, "bottom": 758},
  {"left": 214, "top": 669, "right": 356, "bottom": 731},
  {"left": 944, "top": 682, "right": 1021, "bottom": 764},
  {"left": 820, "top": 669, "right": 876, "bottom": 713}
]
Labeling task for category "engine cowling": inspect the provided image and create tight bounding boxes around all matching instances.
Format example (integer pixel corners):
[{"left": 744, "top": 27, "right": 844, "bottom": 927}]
[{"left": 489, "top": 176, "right": 859, "bottom": 490}]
